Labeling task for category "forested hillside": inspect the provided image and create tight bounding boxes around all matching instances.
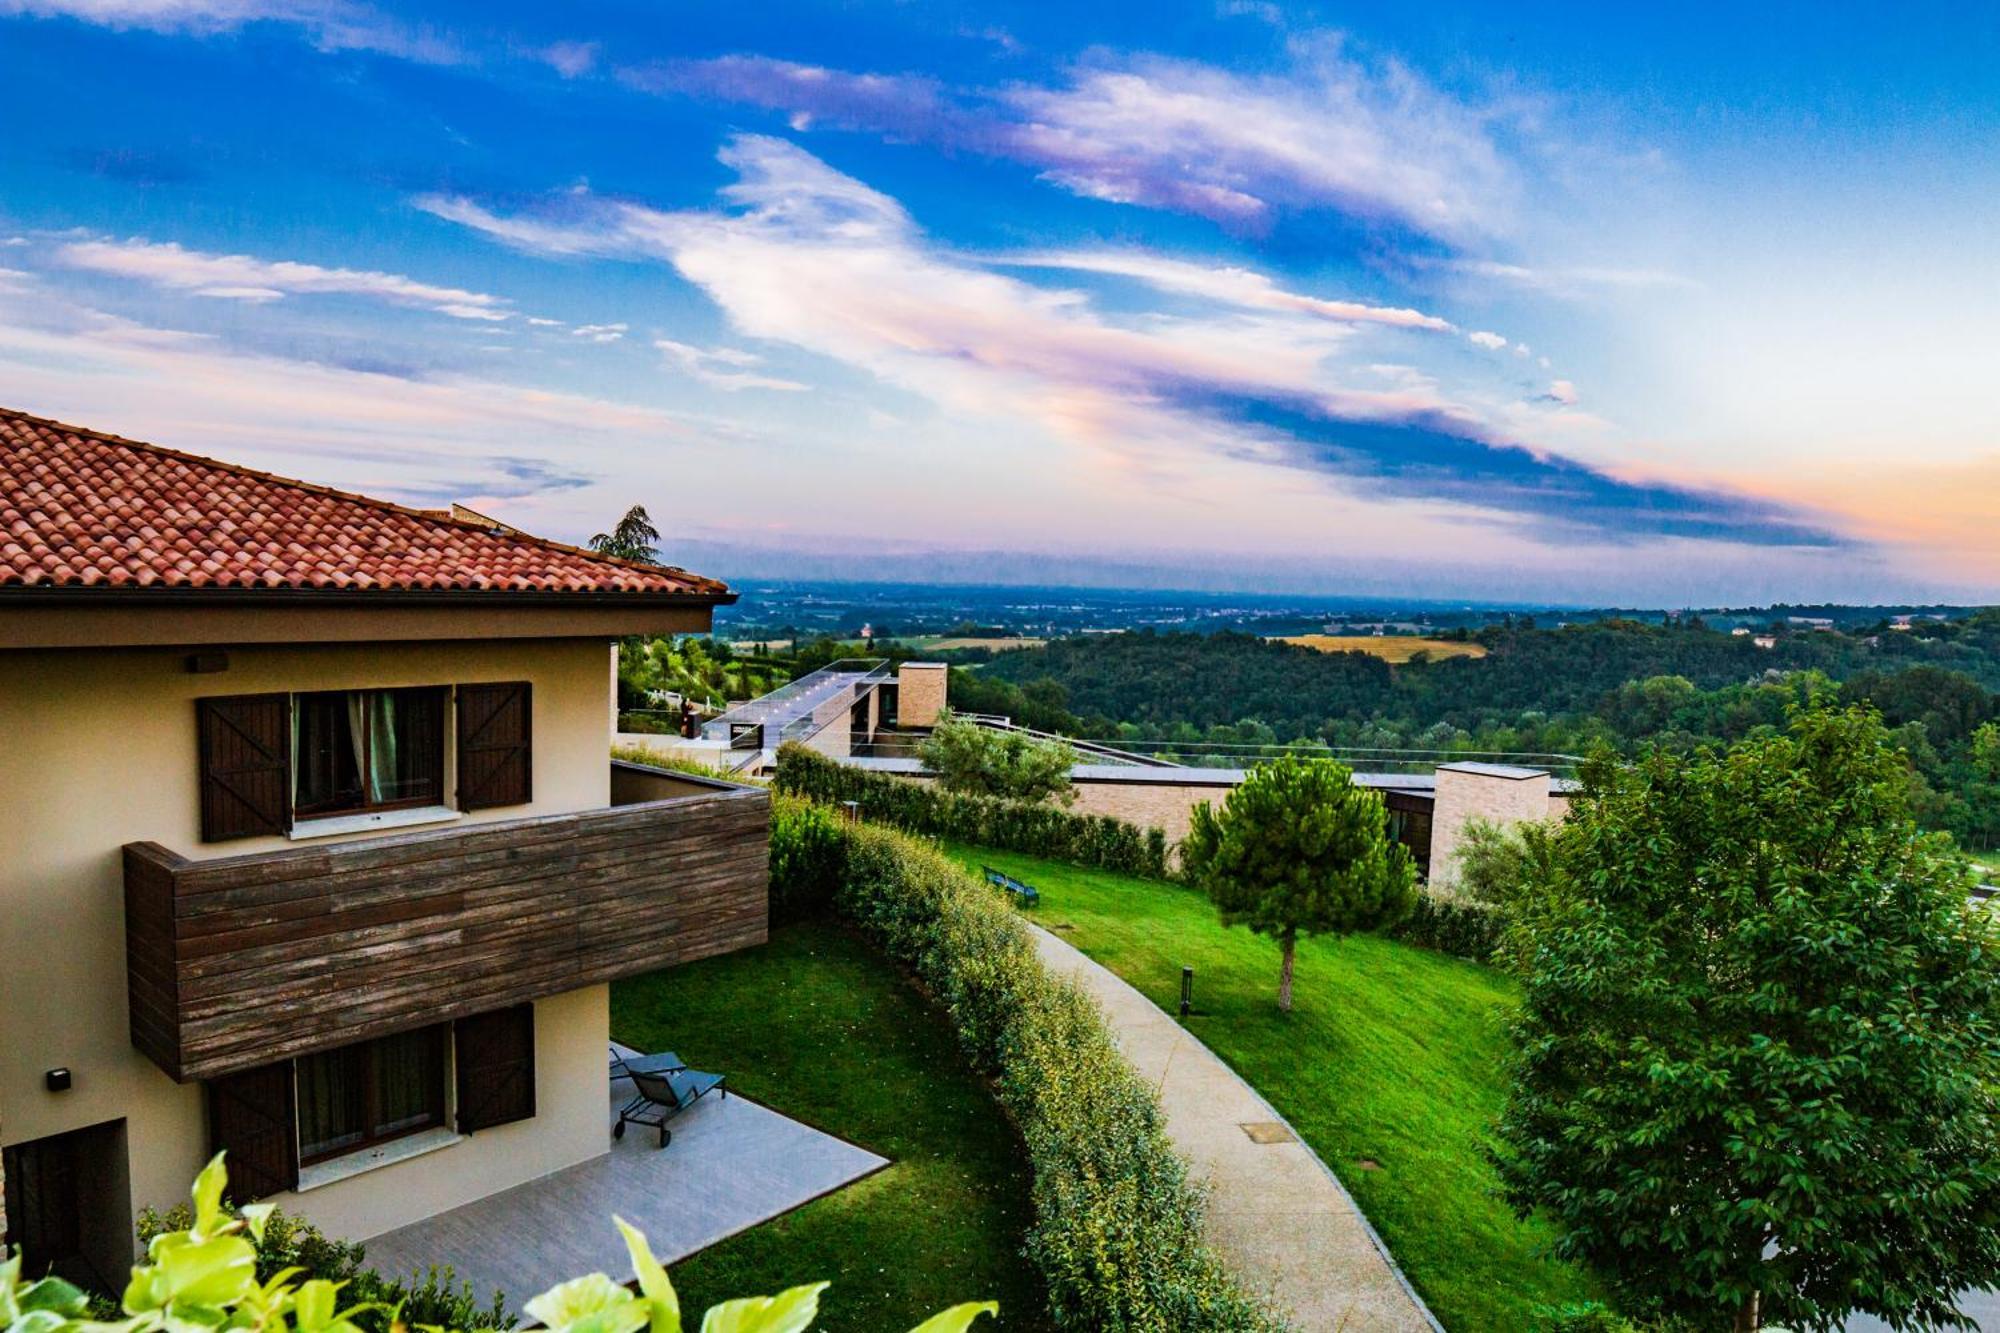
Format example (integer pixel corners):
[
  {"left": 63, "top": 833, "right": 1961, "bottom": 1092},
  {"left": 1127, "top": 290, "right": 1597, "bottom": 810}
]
[{"left": 962, "top": 615, "right": 2000, "bottom": 848}]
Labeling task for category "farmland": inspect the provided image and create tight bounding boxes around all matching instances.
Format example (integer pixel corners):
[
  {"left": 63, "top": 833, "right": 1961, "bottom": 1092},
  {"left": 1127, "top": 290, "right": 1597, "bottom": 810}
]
[{"left": 1275, "top": 634, "right": 1488, "bottom": 664}]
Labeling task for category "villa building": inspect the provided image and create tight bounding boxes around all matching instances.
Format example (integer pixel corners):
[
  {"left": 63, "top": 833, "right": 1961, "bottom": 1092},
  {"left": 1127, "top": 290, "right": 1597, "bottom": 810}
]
[
  {"left": 623, "top": 659, "right": 1572, "bottom": 888},
  {"left": 0, "top": 409, "right": 770, "bottom": 1287}
]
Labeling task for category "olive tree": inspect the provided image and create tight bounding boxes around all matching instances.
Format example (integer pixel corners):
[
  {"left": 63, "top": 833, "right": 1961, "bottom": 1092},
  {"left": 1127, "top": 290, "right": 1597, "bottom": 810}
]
[
  {"left": 1494, "top": 702, "right": 2000, "bottom": 1331},
  {"left": 918, "top": 711, "right": 1077, "bottom": 804},
  {"left": 1181, "top": 754, "right": 1416, "bottom": 1011}
]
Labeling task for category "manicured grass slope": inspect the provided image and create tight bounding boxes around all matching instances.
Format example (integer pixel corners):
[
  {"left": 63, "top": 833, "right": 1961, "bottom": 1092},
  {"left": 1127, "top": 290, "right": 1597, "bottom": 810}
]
[
  {"left": 950, "top": 846, "right": 1598, "bottom": 1333},
  {"left": 611, "top": 921, "right": 1050, "bottom": 1331}
]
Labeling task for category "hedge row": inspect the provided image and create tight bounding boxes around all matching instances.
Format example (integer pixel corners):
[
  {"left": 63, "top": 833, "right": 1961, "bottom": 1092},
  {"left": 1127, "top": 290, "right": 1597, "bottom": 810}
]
[
  {"left": 1388, "top": 890, "right": 1503, "bottom": 963},
  {"left": 771, "top": 800, "right": 1280, "bottom": 1332},
  {"left": 774, "top": 743, "right": 1172, "bottom": 879}
]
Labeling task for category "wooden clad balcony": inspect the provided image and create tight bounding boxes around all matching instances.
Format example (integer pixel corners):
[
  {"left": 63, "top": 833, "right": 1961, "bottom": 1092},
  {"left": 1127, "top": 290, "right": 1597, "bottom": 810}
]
[{"left": 125, "top": 766, "right": 769, "bottom": 1082}]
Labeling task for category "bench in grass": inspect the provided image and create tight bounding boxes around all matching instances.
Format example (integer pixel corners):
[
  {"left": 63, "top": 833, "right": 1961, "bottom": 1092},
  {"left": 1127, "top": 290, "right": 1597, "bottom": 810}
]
[{"left": 982, "top": 865, "right": 1040, "bottom": 907}]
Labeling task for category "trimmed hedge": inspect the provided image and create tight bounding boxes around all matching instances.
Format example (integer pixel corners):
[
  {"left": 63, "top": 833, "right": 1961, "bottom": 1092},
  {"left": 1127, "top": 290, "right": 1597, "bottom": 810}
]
[
  {"left": 775, "top": 743, "right": 1171, "bottom": 879},
  {"left": 771, "top": 800, "right": 1279, "bottom": 1331},
  {"left": 1388, "top": 889, "right": 1502, "bottom": 963}
]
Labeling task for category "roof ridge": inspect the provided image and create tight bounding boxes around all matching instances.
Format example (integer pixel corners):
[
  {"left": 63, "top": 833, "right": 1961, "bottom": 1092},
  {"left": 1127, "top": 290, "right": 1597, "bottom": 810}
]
[{"left": 0, "top": 404, "right": 726, "bottom": 594}]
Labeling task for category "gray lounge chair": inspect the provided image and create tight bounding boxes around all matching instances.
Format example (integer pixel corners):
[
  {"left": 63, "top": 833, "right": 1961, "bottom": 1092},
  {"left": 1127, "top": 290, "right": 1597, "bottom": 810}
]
[{"left": 614, "top": 1066, "right": 727, "bottom": 1148}]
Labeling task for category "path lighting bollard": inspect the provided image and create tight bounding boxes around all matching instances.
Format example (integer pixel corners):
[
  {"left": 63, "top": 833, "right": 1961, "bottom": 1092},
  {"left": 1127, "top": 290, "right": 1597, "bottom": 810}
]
[{"left": 1180, "top": 966, "right": 1194, "bottom": 1018}]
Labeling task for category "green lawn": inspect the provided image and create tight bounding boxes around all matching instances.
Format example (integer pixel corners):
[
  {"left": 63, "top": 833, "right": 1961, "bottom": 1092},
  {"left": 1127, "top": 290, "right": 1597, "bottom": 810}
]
[
  {"left": 947, "top": 846, "right": 1600, "bottom": 1333},
  {"left": 610, "top": 920, "right": 1050, "bottom": 1331},
  {"left": 1969, "top": 849, "right": 2000, "bottom": 876}
]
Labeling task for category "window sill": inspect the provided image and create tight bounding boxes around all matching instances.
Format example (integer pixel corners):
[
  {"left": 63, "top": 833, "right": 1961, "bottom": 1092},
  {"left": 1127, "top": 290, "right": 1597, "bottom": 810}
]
[
  {"left": 288, "top": 805, "right": 460, "bottom": 840},
  {"left": 296, "top": 1127, "right": 463, "bottom": 1192}
]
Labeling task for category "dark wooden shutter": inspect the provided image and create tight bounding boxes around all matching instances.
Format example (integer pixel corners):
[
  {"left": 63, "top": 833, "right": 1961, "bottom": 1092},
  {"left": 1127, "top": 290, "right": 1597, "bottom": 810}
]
[
  {"left": 197, "top": 694, "right": 291, "bottom": 841},
  {"left": 207, "top": 1062, "right": 298, "bottom": 1199},
  {"left": 456, "top": 682, "right": 532, "bottom": 810},
  {"left": 454, "top": 1004, "right": 536, "bottom": 1133}
]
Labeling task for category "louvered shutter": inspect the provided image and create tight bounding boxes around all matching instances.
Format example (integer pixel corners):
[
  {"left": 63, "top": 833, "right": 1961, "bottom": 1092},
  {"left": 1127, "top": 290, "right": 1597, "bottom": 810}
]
[
  {"left": 455, "top": 683, "right": 532, "bottom": 810},
  {"left": 207, "top": 1062, "right": 298, "bottom": 1199},
  {"left": 454, "top": 1005, "right": 536, "bottom": 1133},
  {"left": 197, "top": 694, "right": 291, "bottom": 841}
]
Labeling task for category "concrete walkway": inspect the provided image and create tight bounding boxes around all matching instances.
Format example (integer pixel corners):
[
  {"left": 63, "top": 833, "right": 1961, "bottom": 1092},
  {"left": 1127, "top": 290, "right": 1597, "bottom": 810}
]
[
  {"left": 364, "top": 1065, "right": 887, "bottom": 1318},
  {"left": 1029, "top": 925, "right": 1439, "bottom": 1333}
]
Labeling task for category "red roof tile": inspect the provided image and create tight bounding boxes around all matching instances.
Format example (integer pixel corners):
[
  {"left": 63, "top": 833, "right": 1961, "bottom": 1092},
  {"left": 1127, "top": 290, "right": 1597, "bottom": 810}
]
[{"left": 0, "top": 408, "right": 730, "bottom": 600}]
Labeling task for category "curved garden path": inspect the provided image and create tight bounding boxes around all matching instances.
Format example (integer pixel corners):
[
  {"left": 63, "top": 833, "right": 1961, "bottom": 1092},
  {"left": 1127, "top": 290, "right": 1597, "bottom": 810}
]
[{"left": 1028, "top": 924, "right": 1442, "bottom": 1333}]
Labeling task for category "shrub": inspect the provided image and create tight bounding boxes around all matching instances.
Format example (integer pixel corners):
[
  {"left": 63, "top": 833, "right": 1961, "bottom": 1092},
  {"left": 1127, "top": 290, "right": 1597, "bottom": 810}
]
[
  {"left": 1388, "top": 891, "right": 1503, "bottom": 963},
  {"left": 828, "top": 819, "right": 1279, "bottom": 1331},
  {"left": 776, "top": 744, "right": 1170, "bottom": 879},
  {"left": 768, "top": 792, "right": 848, "bottom": 921},
  {"left": 609, "top": 742, "right": 734, "bottom": 781},
  {"left": 135, "top": 1199, "right": 510, "bottom": 1333}
]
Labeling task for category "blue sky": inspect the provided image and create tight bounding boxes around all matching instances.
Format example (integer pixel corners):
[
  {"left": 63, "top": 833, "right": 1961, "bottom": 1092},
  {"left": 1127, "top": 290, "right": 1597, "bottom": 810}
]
[{"left": 0, "top": 1, "right": 1994, "bottom": 603}]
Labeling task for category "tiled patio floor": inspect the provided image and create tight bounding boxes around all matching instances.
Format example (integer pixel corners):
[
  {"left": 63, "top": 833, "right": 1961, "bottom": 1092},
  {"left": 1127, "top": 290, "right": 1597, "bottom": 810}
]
[{"left": 362, "top": 1056, "right": 889, "bottom": 1316}]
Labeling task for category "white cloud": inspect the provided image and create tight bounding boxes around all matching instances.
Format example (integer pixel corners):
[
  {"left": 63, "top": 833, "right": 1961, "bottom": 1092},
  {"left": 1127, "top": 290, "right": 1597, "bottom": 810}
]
[
  {"left": 1467, "top": 330, "right": 1508, "bottom": 350},
  {"left": 534, "top": 39, "right": 597, "bottom": 78},
  {"left": 0, "top": 0, "right": 463, "bottom": 61},
  {"left": 1546, "top": 379, "right": 1579, "bottom": 405},
  {"left": 55, "top": 237, "right": 513, "bottom": 319},
  {"left": 649, "top": 39, "right": 1516, "bottom": 240},
  {"left": 654, "top": 337, "right": 810, "bottom": 392},
  {"left": 1434, "top": 256, "right": 1698, "bottom": 298},
  {"left": 572, "top": 322, "right": 627, "bottom": 342},
  {"left": 995, "top": 249, "right": 1454, "bottom": 330}
]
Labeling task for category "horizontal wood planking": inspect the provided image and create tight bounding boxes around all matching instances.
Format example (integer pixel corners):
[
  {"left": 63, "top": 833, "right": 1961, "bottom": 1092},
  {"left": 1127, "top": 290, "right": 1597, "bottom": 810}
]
[{"left": 125, "top": 786, "right": 770, "bottom": 1081}]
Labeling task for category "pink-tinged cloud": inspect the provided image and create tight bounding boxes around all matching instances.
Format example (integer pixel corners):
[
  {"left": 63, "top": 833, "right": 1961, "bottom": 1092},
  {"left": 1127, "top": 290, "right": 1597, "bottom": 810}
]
[
  {"left": 627, "top": 44, "right": 1513, "bottom": 240},
  {"left": 423, "top": 134, "right": 1837, "bottom": 547}
]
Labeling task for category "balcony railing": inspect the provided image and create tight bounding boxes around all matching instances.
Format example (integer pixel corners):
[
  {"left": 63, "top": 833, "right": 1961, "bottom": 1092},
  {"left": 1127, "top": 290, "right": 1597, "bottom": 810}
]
[{"left": 125, "top": 766, "right": 769, "bottom": 1082}]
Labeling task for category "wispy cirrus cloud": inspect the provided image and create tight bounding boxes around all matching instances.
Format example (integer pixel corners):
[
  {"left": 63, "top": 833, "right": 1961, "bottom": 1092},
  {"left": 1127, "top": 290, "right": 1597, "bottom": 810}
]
[
  {"left": 0, "top": 0, "right": 463, "bottom": 61},
  {"left": 626, "top": 40, "right": 1514, "bottom": 239},
  {"left": 991, "top": 250, "right": 1454, "bottom": 330},
  {"left": 423, "top": 134, "right": 1836, "bottom": 547},
  {"left": 55, "top": 237, "right": 513, "bottom": 319},
  {"left": 655, "top": 338, "right": 810, "bottom": 392}
]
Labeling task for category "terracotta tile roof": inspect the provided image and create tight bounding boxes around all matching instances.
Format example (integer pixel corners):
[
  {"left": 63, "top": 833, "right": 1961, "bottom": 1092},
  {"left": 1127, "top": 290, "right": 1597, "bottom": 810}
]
[{"left": 0, "top": 408, "right": 730, "bottom": 600}]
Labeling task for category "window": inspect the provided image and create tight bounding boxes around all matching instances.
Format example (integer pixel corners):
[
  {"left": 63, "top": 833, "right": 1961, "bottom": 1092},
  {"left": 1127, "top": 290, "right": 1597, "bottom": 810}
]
[
  {"left": 295, "top": 1027, "right": 447, "bottom": 1165},
  {"left": 292, "top": 687, "right": 445, "bottom": 818}
]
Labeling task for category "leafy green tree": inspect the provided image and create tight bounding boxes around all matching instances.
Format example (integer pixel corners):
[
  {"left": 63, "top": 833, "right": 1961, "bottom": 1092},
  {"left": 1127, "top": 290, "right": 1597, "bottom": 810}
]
[
  {"left": 918, "top": 711, "right": 1077, "bottom": 804},
  {"left": 1181, "top": 754, "right": 1416, "bottom": 1011},
  {"left": 1974, "top": 720, "right": 2000, "bottom": 780},
  {"left": 1494, "top": 702, "right": 2000, "bottom": 1331},
  {"left": 589, "top": 505, "right": 661, "bottom": 564},
  {"left": 1454, "top": 816, "right": 1559, "bottom": 975}
]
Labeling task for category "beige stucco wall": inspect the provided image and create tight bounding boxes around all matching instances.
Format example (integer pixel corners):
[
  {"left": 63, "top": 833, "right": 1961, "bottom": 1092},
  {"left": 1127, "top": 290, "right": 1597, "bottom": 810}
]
[
  {"left": 0, "top": 636, "right": 619, "bottom": 1247},
  {"left": 286, "top": 985, "right": 608, "bottom": 1241},
  {"left": 897, "top": 663, "right": 947, "bottom": 728},
  {"left": 1427, "top": 767, "right": 1555, "bottom": 894}
]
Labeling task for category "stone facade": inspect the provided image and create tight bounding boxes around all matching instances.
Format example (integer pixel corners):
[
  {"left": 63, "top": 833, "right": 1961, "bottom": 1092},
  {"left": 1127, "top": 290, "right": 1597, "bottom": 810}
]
[
  {"left": 896, "top": 662, "right": 948, "bottom": 728},
  {"left": 1427, "top": 763, "right": 1559, "bottom": 894},
  {"left": 1065, "top": 775, "right": 1235, "bottom": 845}
]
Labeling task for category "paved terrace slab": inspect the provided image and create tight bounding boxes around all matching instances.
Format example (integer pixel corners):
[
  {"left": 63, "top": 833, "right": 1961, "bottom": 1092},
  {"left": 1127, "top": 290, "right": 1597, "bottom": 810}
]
[
  {"left": 362, "top": 1064, "right": 888, "bottom": 1317},
  {"left": 1028, "top": 925, "right": 1440, "bottom": 1333}
]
